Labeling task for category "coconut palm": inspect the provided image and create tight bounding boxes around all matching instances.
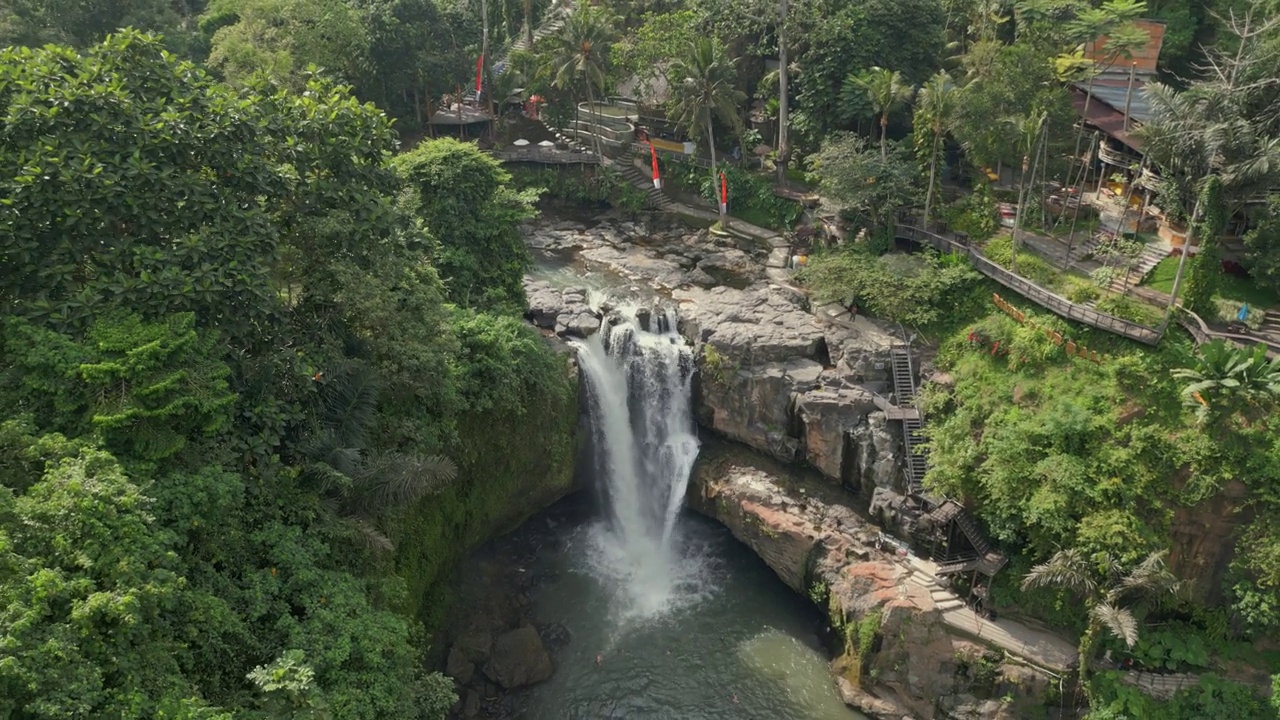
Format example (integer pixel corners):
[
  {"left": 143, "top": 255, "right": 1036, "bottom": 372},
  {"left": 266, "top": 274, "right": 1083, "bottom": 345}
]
[
  {"left": 849, "top": 67, "right": 914, "bottom": 160},
  {"left": 1139, "top": 12, "right": 1280, "bottom": 320},
  {"left": 1172, "top": 339, "right": 1280, "bottom": 426},
  {"left": 668, "top": 38, "right": 746, "bottom": 224},
  {"left": 1005, "top": 110, "right": 1047, "bottom": 274},
  {"left": 1023, "top": 549, "right": 1179, "bottom": 694},
  {"left": 302, "top": 363, "right": 457, "bottom": 551},
  {"left": 542, "top": 5, "right": 616, "bottom": 155},
  {"left": 914, "top": 71, "right": 959, "bottom": 230}
]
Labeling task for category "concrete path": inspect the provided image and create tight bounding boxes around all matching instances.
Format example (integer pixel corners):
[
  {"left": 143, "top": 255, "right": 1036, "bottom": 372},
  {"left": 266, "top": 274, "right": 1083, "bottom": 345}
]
[{"left": 904, "top": 556, "right": 1079, "bottom": 673}]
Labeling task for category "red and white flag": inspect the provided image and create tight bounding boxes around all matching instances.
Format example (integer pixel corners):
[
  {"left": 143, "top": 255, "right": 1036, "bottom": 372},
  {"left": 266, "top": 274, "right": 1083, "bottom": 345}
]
[
  {"left": 649, "top": 143, "right": 662, "bottom": 189},
  {"left": 719, "top": 172, "right": 728, "bottom": 214},
  {"left": 475, "top": 55, "right": 484, "bottom": 96}
]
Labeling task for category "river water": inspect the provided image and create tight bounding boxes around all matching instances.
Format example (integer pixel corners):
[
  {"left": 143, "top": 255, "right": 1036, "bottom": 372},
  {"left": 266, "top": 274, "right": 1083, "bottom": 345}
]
[{"left": 511, "top": 299, "right": 865, "bottom": 720}]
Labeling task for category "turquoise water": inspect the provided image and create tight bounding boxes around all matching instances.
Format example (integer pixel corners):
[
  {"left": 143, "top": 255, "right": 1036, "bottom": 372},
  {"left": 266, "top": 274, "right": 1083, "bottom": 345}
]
[{"left": 512, "top": 508, "right": 868, "bottom": 720}]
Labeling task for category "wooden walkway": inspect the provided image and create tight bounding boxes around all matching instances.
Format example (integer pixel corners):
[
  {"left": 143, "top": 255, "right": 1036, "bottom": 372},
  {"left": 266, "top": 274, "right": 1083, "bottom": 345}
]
[
  {"left": 896, "top": 224, "right": 1165, "bottom": 345},
  {"left": 1177, "top": 308, "right": 1280, "bottom": 358},
  {"left": 490, "top": 148, "right": 600, "bottom": 165}
]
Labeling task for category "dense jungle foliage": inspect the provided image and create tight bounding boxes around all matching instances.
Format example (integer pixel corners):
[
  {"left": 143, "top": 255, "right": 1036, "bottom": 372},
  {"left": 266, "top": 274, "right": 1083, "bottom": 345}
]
[
  {"left": 5, "top": 0, "right": 1280, "bottom": 717},
  {"left": 0, "top": 35, "right": 576, "bottom": 718}
]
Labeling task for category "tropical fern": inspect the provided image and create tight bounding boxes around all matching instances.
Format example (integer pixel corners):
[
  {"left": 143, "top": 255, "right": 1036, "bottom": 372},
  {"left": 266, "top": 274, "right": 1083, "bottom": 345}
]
[{"left": 302, "top": 361, "right": 457, "bottom": 551}]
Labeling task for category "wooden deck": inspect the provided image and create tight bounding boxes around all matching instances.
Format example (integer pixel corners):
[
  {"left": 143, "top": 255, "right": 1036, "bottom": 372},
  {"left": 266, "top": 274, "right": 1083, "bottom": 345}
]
[{"left": 490, "top": 147, "right": 600, "bottom": 165}]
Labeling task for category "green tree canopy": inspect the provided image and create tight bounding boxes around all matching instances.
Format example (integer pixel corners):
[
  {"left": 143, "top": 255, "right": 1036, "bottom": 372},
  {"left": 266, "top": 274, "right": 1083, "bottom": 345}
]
[{"left": 394, "top": 138, "right": 536, "bottom": 313}]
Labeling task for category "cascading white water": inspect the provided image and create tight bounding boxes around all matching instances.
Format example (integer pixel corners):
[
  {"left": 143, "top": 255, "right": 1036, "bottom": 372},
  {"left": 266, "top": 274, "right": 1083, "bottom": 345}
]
[{"left": 571, "top": 304, "right": 702, "bottom": 620}]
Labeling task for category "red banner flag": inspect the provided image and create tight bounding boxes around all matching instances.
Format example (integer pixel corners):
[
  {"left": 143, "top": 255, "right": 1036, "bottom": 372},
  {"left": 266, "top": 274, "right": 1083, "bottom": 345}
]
[
  {"left": 719, "top": 171, "right": 728, "bottom": 213},
  {"left": 475, "top": 55, "right": 484, "bottom": 96},
  {"left": 649, "top": 143, "right": 662, "bottom": 189}
]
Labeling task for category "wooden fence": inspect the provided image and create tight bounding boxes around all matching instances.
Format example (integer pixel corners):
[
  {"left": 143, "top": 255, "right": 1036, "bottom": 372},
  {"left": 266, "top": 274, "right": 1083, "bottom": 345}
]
[{"left": 896, "top": 224, "right": 1165, "bottom": 345}]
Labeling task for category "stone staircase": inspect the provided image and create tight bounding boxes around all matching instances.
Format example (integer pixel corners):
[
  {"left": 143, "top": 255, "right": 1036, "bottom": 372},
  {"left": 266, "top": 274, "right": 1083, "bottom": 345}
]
[
  {"left": 1077, "top": 233, "right": 1169, "bottom": 293},
  {"left": 1260, "top": 310, "right": 1280, "bottom": 340},
  {"left": 620, "top": 158, "right": 675, "bottom": 211},
  {"left": 467, "top": 3, "right": 572, "bottom": 104}
]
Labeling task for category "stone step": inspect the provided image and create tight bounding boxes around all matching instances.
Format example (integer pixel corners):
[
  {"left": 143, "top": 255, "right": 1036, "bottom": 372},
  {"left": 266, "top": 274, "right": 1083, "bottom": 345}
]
[{"left": 936, "top": 599, "right": 966, "bottom": 612}]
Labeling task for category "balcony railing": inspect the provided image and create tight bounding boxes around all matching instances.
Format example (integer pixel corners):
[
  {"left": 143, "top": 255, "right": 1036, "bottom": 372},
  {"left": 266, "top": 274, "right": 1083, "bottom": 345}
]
[{"left": 1097, "top": 143, "right": 1133, "bottom": 167}]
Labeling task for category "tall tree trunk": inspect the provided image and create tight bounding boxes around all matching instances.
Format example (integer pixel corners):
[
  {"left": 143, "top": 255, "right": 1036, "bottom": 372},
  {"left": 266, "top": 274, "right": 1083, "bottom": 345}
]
[
  {"left": 586, "top": 84, "right": 602, "bottom": 156},
  {"left": 480, "top": 0, "right": 491, "bottom": 136},
  {"left": 1165, "top": 197, "right": 1203, "bottom": 323},
  {"left": 1011, "top": 154, "right": 1031, "bottom": 274},
  {"left": 708, "top": 122, "right": 724, "bottom": 224},
  {"left": 880, "top": 114, "right": 888, "bottom": 160},
  {"left": 923, "top": 128, "right": 941, "bottom": 230},
  {"left": 1077, "top": 620, "right": 1102, "bottom": 703},
  {"left": 523, "top": 0, "right": 533, "bottom": 47},
  {"left": 775, "top": 0, "right": 790, "bottom": 184}
]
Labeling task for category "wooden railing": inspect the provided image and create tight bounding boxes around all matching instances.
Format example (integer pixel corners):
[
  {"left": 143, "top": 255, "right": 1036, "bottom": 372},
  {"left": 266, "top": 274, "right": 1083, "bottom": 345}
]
[
  {"left": 1176, "top": 309, "right": 1280, "bottom": 358},
  {"left": 896, "top": 224, "right": 1165, "bottom": 345},
  {"left": 490, "top": 148, "right": 600, "bottom": 165}
]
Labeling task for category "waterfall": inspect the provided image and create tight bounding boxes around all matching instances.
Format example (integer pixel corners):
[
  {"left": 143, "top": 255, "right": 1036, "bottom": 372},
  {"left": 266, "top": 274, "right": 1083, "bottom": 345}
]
[{"left": 571, "top": 304, "right": 702, "bottom": 620}]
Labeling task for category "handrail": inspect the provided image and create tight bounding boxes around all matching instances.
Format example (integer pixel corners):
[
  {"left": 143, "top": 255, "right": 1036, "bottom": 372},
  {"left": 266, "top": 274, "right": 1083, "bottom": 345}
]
[
  {"left": 490, "top": 148, "right": 600, "bottom": 164},
  {"left": 1176, "top": 308, "right": 1280, "bottom": 358},
  {"left": 896, "top": 224, "right": 1164, "bottom": 345}
]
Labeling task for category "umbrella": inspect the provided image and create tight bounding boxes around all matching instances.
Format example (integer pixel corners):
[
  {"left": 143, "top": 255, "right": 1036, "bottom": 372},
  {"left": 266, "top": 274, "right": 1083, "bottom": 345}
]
[
  {"left": 513, "top": 138, "right": 530, "bottom": 146},
  {"left": 538, "top": 140, "right": 555, "bottom": 147}
]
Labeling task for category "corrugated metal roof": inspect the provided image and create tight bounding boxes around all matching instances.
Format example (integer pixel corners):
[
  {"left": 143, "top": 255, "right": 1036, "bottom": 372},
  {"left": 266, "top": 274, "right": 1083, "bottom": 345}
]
[{"left": 1072, "top": 79, "right": 1153, "bottom": 125}]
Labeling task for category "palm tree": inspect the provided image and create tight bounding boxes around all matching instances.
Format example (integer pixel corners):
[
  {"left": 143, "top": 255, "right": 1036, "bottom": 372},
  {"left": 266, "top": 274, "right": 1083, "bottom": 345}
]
[
  {"left": 303, "top": 363, "right": 457, "bottom": 551},
  {"left": 543, "top": 5, "right": 615, "bottom": 155},
  {"left": 1139, "top": 12, "right": 1280, "bottom": 320},
  {"left": 1173, "top": 339, "right": 1280, "bottom": 426},
  {"left": 1023, "top": 549, "right": 1179, "bottom": 696},
  {"left": 914, "top": 71, "right": 959, "bottom": 230},
  {"left": 668, "top": 38, "right": 746, "bottom": 225},
  {"left": 1005, "top": 110, "right": 1047, "bottom": 274},
  {"left": 850, "top": 67, "right": 915, "bottom": 160}
]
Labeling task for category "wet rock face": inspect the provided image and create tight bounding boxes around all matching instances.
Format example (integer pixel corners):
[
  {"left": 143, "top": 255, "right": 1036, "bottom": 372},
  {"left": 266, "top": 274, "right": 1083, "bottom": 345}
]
[
  {"left": 673, "top": 282, "right": 904, "bottom": 493},
  {"left": 483, "top": 625, "right": 555, "bottom": 689},
  {"left": 522, "top": 213, "right": 907, "bottom": 494},
  {"left": 688, "top": 445, "right": 1063, "bottom": 720}
]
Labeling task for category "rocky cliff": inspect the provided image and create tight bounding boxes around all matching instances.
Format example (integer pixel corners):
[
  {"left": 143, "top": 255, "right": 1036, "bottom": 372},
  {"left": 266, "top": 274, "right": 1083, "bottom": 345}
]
[
  {"left": 520, "top": 213, "right": 1070, "bottom": 718},
  {"left": 690, "top": 442, "right": 1064, "bottom": 720},
  {"left": 523, "top": 213, "right": 908, "bottom": 499}
]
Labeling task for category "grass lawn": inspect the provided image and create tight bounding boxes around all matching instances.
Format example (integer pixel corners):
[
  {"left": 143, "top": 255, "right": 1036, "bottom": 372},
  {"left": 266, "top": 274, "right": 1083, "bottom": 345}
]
[{"left": 1142, "top": 256, "right": 1280, "bottom": 308}]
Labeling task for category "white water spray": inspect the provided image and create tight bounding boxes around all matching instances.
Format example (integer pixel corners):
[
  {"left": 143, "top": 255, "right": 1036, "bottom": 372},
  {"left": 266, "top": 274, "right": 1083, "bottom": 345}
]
[{"left": 571, "top": 304, "right": 702, "bottom": 620}]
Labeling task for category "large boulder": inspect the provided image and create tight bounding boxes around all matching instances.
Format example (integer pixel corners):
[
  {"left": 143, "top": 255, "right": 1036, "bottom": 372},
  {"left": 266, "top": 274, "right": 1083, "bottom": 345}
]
[
  {"left": 482, "top": 625, "right": 554, "bottom": 689},
  {"left": 697, "top": 359, "right": 823, "bottom": 463},
  {"left": 676, "top": 284, "right": 827, "bottom": 363},
  {"left": 793, "top": 387, "right": 879, "bottom": 481}
]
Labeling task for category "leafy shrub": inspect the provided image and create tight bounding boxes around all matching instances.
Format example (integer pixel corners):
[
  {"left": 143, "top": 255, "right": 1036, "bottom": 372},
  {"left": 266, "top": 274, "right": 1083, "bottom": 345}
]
[
  {"left": 981, "top": 235, "right": 1058, "bottom": 287},
  {"left": 1065, "top": 280, "right": 1102, "bottom": 305},
  {"left": 946, "top": 184, "right": 999, "bottom": 242},
  {"left": 660, "top": 156, "right": 803, "bottom": 229},
  {"left": 798, "top": 248, "right": 983, "bottom": 329},
  {"left": 1095, "top": 294, "right": 1162, "bottom": 326},
  {"left": 1128, "top": 626, "right": 1211, "bottom": 671}
]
